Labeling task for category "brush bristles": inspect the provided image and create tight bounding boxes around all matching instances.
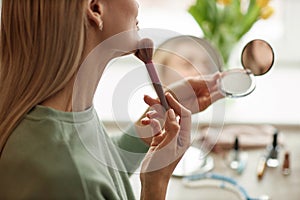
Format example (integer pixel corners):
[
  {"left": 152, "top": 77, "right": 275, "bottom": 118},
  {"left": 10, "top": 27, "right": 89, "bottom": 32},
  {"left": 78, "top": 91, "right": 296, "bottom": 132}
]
[{"left": 135, "top": 38, "right": 154, "bottom": 63}]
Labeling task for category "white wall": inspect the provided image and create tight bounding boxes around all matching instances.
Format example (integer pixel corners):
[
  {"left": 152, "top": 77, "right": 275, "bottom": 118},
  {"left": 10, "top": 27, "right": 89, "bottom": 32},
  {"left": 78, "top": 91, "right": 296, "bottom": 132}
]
[
  {"left": 138, "top": 0, "right": 299, "bottom": 66},
  {"left": 276, "top": 0, "right": 300, "bottom": 65},
  {"left": 95, "top": 0, "right": 300, "bottom": 125}
]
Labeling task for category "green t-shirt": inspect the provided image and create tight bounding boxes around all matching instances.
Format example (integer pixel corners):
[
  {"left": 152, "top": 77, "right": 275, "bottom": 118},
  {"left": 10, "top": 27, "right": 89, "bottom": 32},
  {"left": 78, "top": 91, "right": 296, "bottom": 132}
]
[{"left": 0, "top": 105, "right": 149, "bottom": 200}]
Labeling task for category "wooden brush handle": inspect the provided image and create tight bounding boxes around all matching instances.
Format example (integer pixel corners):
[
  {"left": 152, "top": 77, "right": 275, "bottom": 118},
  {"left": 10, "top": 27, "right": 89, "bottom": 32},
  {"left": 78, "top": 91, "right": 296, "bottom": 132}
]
[
  {"left": 145, "top": 62, "right": 170, "bottom": 110},
  {"left": 153, "top": 83, "right": 170, "bottom": 111}
]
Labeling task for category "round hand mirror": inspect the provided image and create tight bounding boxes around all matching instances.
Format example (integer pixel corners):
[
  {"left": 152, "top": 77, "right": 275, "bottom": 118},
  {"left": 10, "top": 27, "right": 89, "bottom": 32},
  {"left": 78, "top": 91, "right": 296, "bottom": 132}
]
[{"left": 218, "top": 39, "right": 275, "bottom": 98}]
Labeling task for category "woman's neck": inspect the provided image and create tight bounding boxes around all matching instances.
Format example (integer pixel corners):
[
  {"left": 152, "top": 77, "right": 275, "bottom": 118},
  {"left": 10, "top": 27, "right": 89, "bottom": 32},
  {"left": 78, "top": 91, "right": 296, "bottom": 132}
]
[
  {"left": 40, "top": 78, "right": 75, "bottom": 112},
  {"left": 40, "top": 55, "right": 112, "bottom": 112},
  {"left": 41, "top": 46, "right": 117, "bottom": 112},
  {"left": 40, "top": 29, "right": 130, "bottom": 112}
]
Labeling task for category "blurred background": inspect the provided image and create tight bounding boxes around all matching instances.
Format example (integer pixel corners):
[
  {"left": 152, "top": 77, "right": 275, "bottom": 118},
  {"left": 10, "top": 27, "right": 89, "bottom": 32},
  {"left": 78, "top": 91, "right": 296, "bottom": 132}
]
[{"left": 95, "top": 0, "right": 300, "bottom": 126}]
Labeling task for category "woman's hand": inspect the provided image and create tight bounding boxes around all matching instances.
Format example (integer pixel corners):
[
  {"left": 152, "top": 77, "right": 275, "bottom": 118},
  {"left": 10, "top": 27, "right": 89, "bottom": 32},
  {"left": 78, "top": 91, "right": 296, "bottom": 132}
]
[
  {"left": 140, "top": 93, "right": 191, "bottom": 200},
  {"left": 166, "top": 73, "right": 224, "bottom": 114},
  {"left": 135, "top": 73, "right": 223, "bottom": 146}
]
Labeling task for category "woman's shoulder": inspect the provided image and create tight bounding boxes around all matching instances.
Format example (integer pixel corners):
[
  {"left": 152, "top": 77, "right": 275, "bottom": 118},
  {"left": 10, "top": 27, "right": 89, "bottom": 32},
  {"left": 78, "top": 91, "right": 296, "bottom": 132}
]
[
  {"left": 0, "top": 123, "right": 87, "bottom": 199},
  {"left": 4, "top": 105, "right": 97, "bottom": 154}
]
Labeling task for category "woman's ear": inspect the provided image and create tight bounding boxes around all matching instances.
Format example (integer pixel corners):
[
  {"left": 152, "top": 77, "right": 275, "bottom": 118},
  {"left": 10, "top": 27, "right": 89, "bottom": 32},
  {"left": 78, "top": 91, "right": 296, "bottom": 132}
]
[{"left": 87, "top": 0, "right": 104, "bottom": 30}]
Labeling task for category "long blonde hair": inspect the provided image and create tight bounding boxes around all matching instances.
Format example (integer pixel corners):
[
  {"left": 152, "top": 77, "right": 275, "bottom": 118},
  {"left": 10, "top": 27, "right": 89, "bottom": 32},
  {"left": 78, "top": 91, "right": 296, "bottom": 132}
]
[{"left": 0, "top": 0, "right": 88, "bottom": 154}]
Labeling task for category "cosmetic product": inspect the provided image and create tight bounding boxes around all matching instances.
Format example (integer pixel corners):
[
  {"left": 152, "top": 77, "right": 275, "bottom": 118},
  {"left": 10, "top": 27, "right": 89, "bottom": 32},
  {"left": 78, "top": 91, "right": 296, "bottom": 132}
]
[
  {"left": 230, "top": 137, "right": 240, "bottom": 170},
  {"left": 282, "top": 151, "right": 291, "bottom": 176},
  {"left": 135, "top": 38, "right": 170, "bottom": 110},
  {"left": 266, "top": 131, "right": 280, "bottom": 168},
  {"left": 229, "top": 137, "right": 248, "bottom": 174},
  {"left": 257, "top": 156, "right": 267, "bottom": 180}
]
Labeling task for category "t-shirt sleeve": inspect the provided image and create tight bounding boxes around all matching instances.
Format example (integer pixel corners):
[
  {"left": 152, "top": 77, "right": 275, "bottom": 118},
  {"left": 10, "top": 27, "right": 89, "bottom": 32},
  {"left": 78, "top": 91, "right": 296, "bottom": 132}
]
[{"left": 111, "top": 124, "right": 149, "bottom": 174}]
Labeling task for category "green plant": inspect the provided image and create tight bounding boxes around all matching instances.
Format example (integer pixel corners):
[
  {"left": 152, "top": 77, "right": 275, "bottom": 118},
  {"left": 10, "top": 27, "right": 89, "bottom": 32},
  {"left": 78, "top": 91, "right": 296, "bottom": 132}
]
[{"left": 189, "top": 0, "right": 274, "bottom": 67}]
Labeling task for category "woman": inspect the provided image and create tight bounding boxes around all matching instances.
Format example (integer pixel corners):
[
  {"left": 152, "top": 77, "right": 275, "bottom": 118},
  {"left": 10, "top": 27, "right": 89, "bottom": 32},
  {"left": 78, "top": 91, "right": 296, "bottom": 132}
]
[{"left": 0, "top": 0, "right": 222, "bottom": 199}]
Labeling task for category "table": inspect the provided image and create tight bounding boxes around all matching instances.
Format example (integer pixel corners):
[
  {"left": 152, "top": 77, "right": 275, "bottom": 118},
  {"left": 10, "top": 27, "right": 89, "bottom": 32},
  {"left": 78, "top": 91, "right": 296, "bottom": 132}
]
[{"left": 128, "top": 125, "right": 300, "bottom": 200}]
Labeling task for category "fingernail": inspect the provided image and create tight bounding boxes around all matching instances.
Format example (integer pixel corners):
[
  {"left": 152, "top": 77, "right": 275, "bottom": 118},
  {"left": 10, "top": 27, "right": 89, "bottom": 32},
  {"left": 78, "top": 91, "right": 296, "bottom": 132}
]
[
  {"left": 168, "top": 109, "right": 176, "bottom": 119},
  {"left": 146, "top": 111, "right": 156, "bottom": 118},
  {"left": 141, "top": 118, "right": 149, "bottom": 124}
]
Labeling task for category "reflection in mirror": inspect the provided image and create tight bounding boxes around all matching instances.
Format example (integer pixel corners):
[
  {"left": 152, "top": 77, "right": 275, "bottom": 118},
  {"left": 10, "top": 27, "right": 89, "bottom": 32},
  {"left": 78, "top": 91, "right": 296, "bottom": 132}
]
[
  {"left": 153, "top": 35, "right": 222, "bottom": 86},
  {"left": 241, "top": 39, "right": 274, "bottom": 76}
]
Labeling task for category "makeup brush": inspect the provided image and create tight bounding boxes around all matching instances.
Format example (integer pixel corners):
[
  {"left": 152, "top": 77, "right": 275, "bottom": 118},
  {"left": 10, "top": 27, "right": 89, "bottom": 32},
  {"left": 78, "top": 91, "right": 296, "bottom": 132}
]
[{"left": 135, "top": 38, "right": 170, "bottom": 110}]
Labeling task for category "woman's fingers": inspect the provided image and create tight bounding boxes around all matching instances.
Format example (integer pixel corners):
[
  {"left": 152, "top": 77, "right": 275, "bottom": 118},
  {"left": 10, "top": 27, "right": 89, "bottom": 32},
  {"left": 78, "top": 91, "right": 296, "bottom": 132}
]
[
  {"left": 144, "top": 93, "right": 192, "bottom": 148},
  {"left": 144, "top": 95, "right": 160, "bottom": 107},
  {"left": 144, "top": 95, "right": 166, "bottom": 118},
  {"left": 197, "top": 92, "right": 224, "bottom": 112},
  {"left": 210, "top": 90, "right": 224, "bottom": 103},
  {"left": 159, "top": 109, "right": 180, "bottom": 147},
  {"left": 166, "top": 93, "right": 191, "bottom": 119},
  {"left": 165, "top": 93, "right": 191, "bottom": 147},
  {"left": 140, "top": 97, "right": 191, "bottom": 174},
  {"left": 141, "top": 118, "right": 162, "bottom": 138},
  {"left": 146, "top": 110, "right": 160, "bottom": 119},
  {"left": 196, "top": 72, "right": 220, "bottom": 90},
  {"left": 207, "top": 72, "right": 221, "bottom": 87}
]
